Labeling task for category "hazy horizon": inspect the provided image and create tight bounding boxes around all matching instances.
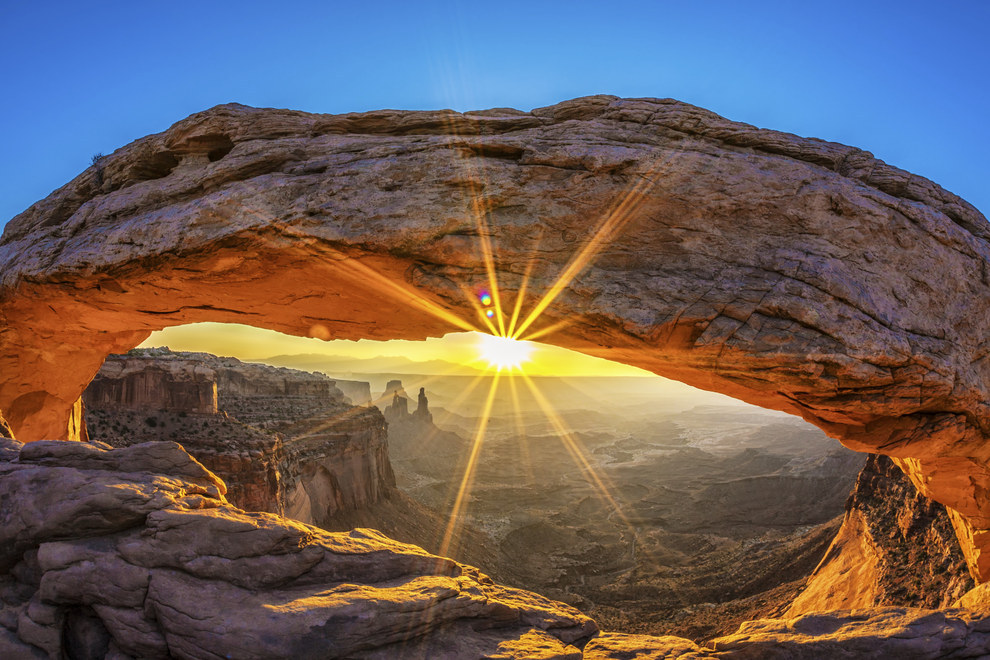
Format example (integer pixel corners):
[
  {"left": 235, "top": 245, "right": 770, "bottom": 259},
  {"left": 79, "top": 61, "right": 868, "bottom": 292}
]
[{"left": 139, "top": 322, "right": 661, "bottom": 378}]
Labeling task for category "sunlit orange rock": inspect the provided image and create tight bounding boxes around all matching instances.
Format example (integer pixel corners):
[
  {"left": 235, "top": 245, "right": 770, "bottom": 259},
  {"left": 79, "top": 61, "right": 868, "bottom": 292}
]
[
  {"left": 787, "top": 455, "right": 972, "bottom": 614},
  {"left": 2, "top": 95, "right": 989, "bottom": 579}
]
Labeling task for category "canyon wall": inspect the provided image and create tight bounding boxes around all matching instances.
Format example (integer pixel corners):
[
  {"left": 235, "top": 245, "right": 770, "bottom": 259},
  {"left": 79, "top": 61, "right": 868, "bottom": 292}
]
[
  {"left": 83, "top": 351, "right": 217, "bottom": 414},
  {"left": 333, "top": 379, "right": 372, "bottom": 405},
  {"left": 2, "top": 96, "right": 990, "bottom": 577},
  {"left": 279, "top": 406, "right": 395, "bottom": 526},
  {"left": 84, "top": 349, "right": 394, "bottom": 523},
  {"left": 788, "top": 454, "right": 974, "bottom": 614}
]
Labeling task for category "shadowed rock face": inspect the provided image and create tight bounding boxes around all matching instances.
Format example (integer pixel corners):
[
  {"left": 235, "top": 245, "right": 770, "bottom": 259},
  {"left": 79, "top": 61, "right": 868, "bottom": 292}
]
[{"left": 2, "top": 95, "right": 989, "bottom": 577}]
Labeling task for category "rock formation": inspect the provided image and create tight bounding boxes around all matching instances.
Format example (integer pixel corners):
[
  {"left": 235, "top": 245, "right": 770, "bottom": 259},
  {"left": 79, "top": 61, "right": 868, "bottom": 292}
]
[
  {"left": 788, "top": 455, "right": 974, "bottom": 614},
  {"left": 333, "top": 379, "right": 373, "bottom": 406},
  {"left": 380, "top": 379, "right": 434, "bottom": 427},
  {"left": 385, "top": 390, "right": 410, "bottom": 419},
  {"left": 0, "top": 437, "right": 597, "bottom": 659},
  {"left": 2, "top": 95, "right": 990, "bottom": 577},
  {"left": 414, "top": 386, "right": 433, "bottom": 423},
  {"left": 4, "top": 434, "right": 990, "bottom": 658},
  {"left": 84, "top": 349, "right": 395, "bottom": 525},
  {"left": 83, "top": 350, "right": 217, "bottom": 414}
]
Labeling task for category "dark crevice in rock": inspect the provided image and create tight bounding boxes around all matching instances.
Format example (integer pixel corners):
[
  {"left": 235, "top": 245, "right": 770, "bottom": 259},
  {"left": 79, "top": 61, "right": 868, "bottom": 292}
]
[
  {"left": 126, "top": 151, "right": 180, "bottom": 182},
  {"left": 62, "top": 607, "right": 111, "bottom": 660}
]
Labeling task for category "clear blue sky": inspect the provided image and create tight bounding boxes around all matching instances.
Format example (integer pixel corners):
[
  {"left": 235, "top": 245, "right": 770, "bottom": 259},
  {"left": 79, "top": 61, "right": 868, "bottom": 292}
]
[{"left": 1, "top": 0, "right": 987, "bottom": 230}]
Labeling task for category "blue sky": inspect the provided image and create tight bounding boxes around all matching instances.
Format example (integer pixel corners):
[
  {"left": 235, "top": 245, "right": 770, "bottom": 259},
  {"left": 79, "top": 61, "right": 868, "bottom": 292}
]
[{"left": 1, "top": 0, "right": 987, "bottom": 230}]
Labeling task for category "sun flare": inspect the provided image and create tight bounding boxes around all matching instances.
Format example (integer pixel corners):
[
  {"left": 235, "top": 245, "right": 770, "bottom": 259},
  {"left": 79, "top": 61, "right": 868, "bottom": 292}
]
[{"left": 476, "top": 333, "right": 533, "bottom": 371}]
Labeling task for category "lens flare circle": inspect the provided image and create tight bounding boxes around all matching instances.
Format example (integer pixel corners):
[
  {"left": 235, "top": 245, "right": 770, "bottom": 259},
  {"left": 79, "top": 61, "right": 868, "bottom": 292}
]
[{"left": 477, "top": 333, "right": 533, "bottom": 371}]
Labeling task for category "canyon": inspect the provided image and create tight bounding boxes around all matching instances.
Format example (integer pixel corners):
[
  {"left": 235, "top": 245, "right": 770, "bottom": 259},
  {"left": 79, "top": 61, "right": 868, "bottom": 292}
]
[
  {"left": 85, "top": 347, "right": 393, "bottom": 523},
  {"left": 80, "top": 350, "right": 979, "bottom": 643},
  {"left": 2, "top": 356, "right": 988, "bottom": 657},
  {"left": 2, "top": 95, "right": 990, "bottom": 656}
]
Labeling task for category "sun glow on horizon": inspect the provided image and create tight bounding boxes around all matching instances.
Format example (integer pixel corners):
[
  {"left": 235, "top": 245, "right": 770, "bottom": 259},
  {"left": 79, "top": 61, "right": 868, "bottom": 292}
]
[{"left": 475, "top": 333, "right": 533, "bottom": 371}]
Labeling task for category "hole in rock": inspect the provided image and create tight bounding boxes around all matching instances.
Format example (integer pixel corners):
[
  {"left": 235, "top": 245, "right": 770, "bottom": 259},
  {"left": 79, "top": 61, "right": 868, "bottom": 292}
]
[
  {"left": 168, "top": 133, "right": 235, "bottom": 162},
  {"left": 129, "top": 151, "right": 180, "bottom": 181},
  {"left": 80, "top": 321, "right": 865, "bottom": 640}
]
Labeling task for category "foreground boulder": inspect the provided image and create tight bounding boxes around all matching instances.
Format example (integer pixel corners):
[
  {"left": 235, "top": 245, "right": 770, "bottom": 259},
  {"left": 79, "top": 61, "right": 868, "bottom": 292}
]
[
  {"left": 584, "top": 608, "right": 990, "bottom": 659},
  {"left": 0, "top": 438, "right": 595, "bottom": 659},
  {"left": 709, "top": 608, "right": 990, "bottom": 659}
]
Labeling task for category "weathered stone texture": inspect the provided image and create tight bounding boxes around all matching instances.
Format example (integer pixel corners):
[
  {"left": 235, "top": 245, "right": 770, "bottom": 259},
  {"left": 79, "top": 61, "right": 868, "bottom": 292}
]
[
  {"left": 0, "top": 438, "right": 596, "bottom": 658},
  {"left": 1, "top": 95, "right": 989, "bottom": 576},
  {"left": 709, "top": 607, "right": 990, "bottom": 659},
  {"left": 83, "top": 352, "right": 217, "bottom": 414},
  {"left": 788, "top": 454, "right": 973, "bottom": 614}
]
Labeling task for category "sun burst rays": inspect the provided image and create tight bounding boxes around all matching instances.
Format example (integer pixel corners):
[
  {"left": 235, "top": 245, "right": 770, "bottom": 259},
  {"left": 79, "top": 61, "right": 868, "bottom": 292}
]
[
  {"left": 229, "top": 125, "right": 675, "bottom": 572},
  {"left": 438, "top": 370, "right": 502, "bottom": 558}
]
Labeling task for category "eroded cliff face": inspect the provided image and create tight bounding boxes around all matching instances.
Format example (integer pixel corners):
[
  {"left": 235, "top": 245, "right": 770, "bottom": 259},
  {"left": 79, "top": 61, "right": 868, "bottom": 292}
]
[
  {"left": 84, "top": 353, "right": 217, "bottom": 414},
  {"left": 278, "top": 406, "right": 395, "bottom": 526},
  {"left": 788, "top": 455, "right": 974, "bottom": 614},
  {"left": 84, "top": 349, "right": 394, "bottom": 524},
  {"left": 2, "top": 95, "right": 990, "bottom": 577}
]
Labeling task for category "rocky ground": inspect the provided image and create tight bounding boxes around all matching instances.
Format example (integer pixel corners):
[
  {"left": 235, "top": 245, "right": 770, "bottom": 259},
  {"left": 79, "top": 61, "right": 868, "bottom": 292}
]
[
  {"left": 4, "top": 436, "right": 990, "bottom": 659},
  {"left": 0, "top": 437, "right": 596, "bottom": 659}
]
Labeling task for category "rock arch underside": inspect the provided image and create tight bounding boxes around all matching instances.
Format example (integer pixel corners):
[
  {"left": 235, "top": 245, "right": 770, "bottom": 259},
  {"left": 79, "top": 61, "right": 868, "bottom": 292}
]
[{"left": 2, "top": 95, "right": 990, "bottom": 589}]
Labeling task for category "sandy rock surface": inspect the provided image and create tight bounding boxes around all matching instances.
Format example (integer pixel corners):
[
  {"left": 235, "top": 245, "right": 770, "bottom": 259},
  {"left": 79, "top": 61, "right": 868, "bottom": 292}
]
[{"left": 710, "top": 607, "right": 990, "bottom": 659}]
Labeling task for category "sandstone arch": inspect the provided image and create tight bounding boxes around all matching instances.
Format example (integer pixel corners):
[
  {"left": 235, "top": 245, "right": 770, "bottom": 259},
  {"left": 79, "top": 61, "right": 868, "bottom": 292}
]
[{"left": 2, "top": 95, "right": 989, "bottom": 578}]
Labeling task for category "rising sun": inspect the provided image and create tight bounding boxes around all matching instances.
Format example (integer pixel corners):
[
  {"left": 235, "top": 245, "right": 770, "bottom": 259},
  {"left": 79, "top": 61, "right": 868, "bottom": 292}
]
[{"left": 476, "top": 333, "right": 533, "bottom": 371}]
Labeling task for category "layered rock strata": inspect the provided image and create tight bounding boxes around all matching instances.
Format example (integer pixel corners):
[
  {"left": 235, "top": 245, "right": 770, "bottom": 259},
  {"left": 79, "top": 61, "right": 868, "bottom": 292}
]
[
  {"left": 0, "top": 437, "right": 596, "bottom": 659},
  {"left": 278, "top": 405, "right": 395, "bottom": 526},
  {"left": 83, "top": 351, "right": 217, "bottom": 414},
  {"left": 332, "top": 379, "right": 373, "bottom": 406},
  {"left": 84, "top": 349, "right": 395, "bottom": 523},
  {"left": 2, "top": 96, "right": 990, "bottom": 577},
  {"left": 788, "top": 454, "right": 974, "bottom": 614}
]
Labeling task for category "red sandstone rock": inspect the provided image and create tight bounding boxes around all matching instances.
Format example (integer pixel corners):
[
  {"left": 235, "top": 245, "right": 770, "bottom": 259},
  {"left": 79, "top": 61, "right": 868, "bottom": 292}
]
[
  {"left": 788, "top": 455, "right": 973, "bottom": 615},
  {"left": 1, "top": 95, "right": 989, "bottom": 578}
]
